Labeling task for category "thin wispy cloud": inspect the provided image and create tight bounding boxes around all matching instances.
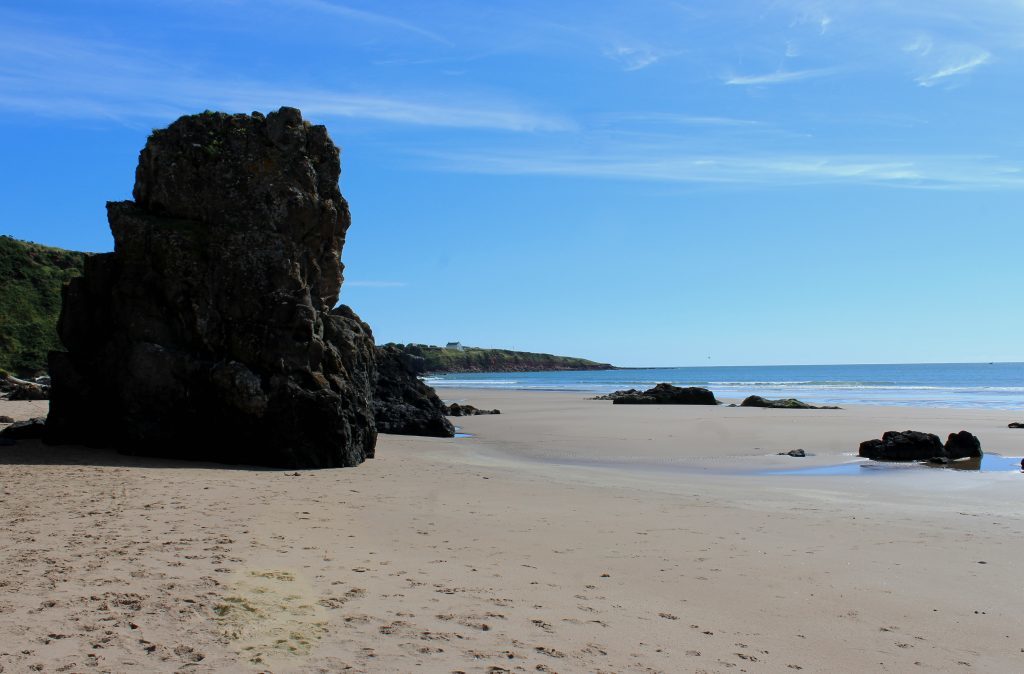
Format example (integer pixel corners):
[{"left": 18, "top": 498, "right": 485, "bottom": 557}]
[
  {"left": 903, "top": 35, "right": 934, "bottom": 57},
  {"left": 725, "top": 68, "right": 836, "bottom": 85},
  {"left": 346, "top": 280, "right": 408, "bottom": 288},
  {"left": 626, "top": 114, "right": 764, "bottom": 127},
  {"left": 917, "top": 51, "right": 991, "bottom": 87},
  {"left": 271, "top": 0, "right": 450, "bottom": 45},
  {"left": 0, "top": 27, "right": 569, "bottom": 132},
  {"left": 604, "top": 44, "right": 666, "bottom": 71},
  {"left": 425, "top": 147, "right": 1024, "bottom": 190}
]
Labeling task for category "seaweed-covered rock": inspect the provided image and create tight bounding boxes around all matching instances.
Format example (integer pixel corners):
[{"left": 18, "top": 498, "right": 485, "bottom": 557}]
[
  {"left": 444, "top": 403, "right": 501, "bottom": 417},
  {"left": 591, "top": 389, "right": 642, "bottom": 401},
  {"left": 374, "top": 345, "right": 454, "bottom": 437},
  {"left": 45, "top": 108, "right": 377, "bottom": 468},
  {"left": 611, "top": 383, "right": 718, "bottom": 405},
  {"left": 740, "top": 395, "right": 840, "bottom": 410}
]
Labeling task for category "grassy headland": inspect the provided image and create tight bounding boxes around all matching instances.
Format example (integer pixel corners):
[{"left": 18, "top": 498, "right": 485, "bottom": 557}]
[
  {"left": 0, "top": 236, "right": 88, "bottom": 376},
  {"left": 384, "top": 343, "right": 615, "bottom": 374}
]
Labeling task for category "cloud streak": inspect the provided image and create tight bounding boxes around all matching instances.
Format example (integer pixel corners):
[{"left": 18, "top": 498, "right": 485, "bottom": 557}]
[
  {"left": 917, "top": 52, "right": 992, "bottom": 86},
  {"left": 425, "top": 147, "right": 1024, "bottom": 190},
  {"left": 0, "top": 27, "right": 568, "bottom": 132},
  {"left": 725, "top": 68, "right": 836, "bottom": 85},
  {"left": 604, "top": 44, "right": 667, "bottom": 71},
  {"left": 345, "top": 280, "right": 408, "bottom": 288},
  {"left": 277, "top": 0, "right": 451, "bottom": 45}
]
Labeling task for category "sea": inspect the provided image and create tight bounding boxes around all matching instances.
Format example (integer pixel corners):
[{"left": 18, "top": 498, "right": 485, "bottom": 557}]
[{"left": 425, "top": 362, "right": 1024, "bottom": 410}]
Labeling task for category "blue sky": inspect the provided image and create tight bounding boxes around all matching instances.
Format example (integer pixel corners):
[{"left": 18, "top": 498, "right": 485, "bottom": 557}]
[{"left": 2, "top": 0, "right": 1023, "bottom": 366}]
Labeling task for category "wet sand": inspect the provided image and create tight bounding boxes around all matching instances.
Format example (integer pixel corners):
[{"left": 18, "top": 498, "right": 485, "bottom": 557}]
[{"left": 1, "top": 391, "right": 1023, "bottom": 672}]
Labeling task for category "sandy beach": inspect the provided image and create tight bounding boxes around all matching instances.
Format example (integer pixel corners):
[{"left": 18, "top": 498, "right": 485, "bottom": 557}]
[{"left": 2, "top": 390, "right": 1023, "bottom": 673}]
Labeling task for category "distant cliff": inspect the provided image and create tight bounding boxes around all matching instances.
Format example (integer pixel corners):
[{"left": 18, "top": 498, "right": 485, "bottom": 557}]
[
  {"left": 383, "top": 343, "right": 615, "bottom": 374},
  {"left": 0, "top": 236, "right": 88, "bottom": 376}
]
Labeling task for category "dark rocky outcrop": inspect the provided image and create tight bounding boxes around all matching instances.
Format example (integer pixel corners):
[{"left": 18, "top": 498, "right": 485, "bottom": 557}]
[
  {"left": 0, "top": 417, "right": 47, "bottom": 441},
  {"left": 374, "top": 345, "right": 454, "bottom": 437},
  {"left": 1009, "top": 422, "right": 1024, "bottom": 429},
  {"left": 778, "top": 449, "right": 806, "bottom": 457},
  {"left": 740, "top": 395, "right": 840, "bottom": 410},
  {"left": 443, "top": 403, "right": 501, "bottom": 417},
  {"left": 44, "top": 108, "right": 378, "bottom": 468},
  {"left": 611, "top": 383, "right": 718, "bottom": 406},
  {"left": 858, "top": 430, "right": 982, "bottom": 462}
]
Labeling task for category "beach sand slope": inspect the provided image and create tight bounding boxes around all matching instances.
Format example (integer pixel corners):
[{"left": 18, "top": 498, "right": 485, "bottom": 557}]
[{"left": 1, "top": 392, "right": 1022, "bottom": 672}]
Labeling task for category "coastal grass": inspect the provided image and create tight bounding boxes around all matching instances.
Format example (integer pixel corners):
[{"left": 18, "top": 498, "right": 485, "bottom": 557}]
[{"left": 0, "top": 236, "right": 87, "bottom": 375}]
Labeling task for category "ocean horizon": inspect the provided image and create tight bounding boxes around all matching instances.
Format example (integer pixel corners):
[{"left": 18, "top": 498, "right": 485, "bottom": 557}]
[{"left": 426, "top": 361, "right": 1024, "bottom": 410}]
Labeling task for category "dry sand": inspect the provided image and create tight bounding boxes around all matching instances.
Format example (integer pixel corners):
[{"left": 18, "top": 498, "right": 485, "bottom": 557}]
[{"left": 1, "top": 390, "right": 1023, "bottom": 673}]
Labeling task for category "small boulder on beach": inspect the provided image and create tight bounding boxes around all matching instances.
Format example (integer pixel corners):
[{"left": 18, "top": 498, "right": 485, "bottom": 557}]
[
  {"left": 858, "top": 430, "right": 982, "bottom": 462},
  {"left": 610, "top": 383, "right": 718, "bottom": 406}
]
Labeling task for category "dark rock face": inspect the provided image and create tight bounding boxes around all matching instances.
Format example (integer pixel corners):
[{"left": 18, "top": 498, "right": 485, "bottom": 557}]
[
  {"left": 859, "top": 430, "right": 982, "bottom": 462},
  {"left": 373, "top": 346, "right": 454, "bottom": 437},
  {"left": 1008, "top": 422, "right": 1024, "bottom": 429},
  {"left": 778, "top": 449, "right": 806, "bottom": 457},
  {"left": 611, "top": 383, "right": 718, "bottom": 406},
  {"left": 740, "top": 395, "right": 840, "bottom": 410},
  {"left": 45, "top": 108, "right": 378, "bottom": 468},
  {"left": 443, "top": 403, "right": 501, "bottom": 417}
]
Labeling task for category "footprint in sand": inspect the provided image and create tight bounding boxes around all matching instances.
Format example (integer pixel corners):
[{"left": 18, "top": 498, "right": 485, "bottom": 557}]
[{"left": 213, "top": 568, "right": 327, "bottom": 666}]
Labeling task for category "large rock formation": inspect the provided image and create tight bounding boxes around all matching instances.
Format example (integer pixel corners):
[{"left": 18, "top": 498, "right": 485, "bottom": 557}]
[
  {"left": 373, "top": 345, "right": 454, "bottom": 437},
  {"left": 45, "top": 108, "right": 378, "bottom": 468}
]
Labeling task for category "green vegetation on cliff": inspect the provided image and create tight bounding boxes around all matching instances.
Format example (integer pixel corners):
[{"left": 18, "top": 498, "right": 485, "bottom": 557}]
[
  {"left": 0, "top": 236, "right": 88, "bottom": 375},
  {"left": 384, "top": 343, "right": 614, "bottom": 373}
]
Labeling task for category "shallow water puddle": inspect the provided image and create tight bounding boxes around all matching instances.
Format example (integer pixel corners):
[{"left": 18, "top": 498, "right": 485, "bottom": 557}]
[{"left": 770, "top": 454, "right": 1024, "bottom": 476}]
